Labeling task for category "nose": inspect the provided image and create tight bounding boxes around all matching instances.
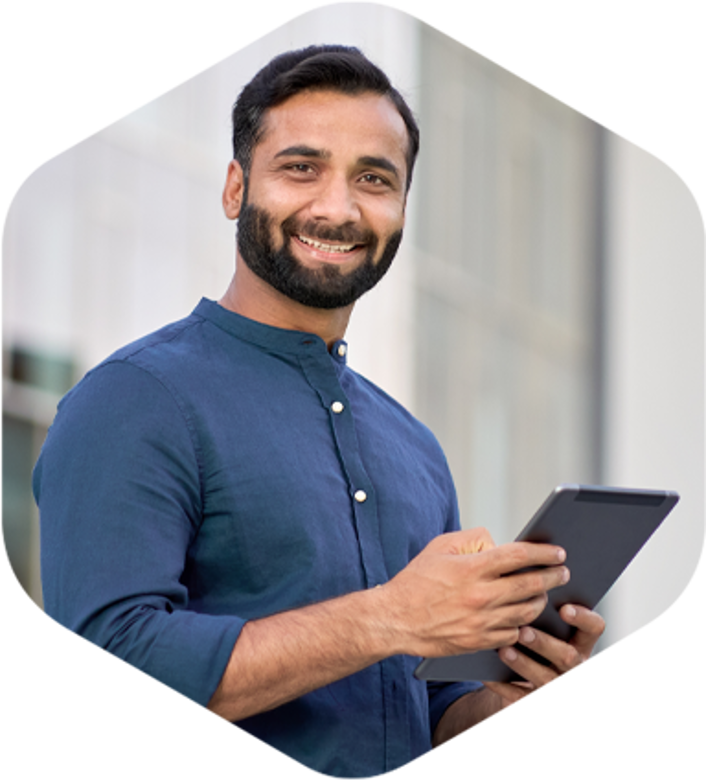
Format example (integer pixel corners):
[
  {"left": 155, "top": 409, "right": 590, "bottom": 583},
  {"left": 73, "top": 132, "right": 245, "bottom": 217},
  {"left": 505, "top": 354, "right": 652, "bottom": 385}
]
[{"left": 309, "top": 174, "right": 361, "bottom": 225}]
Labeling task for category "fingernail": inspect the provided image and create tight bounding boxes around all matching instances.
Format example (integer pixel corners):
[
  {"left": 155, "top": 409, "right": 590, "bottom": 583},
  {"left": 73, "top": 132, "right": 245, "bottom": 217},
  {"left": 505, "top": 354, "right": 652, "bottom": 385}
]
[
  {"left": 520, "top": 628, "right": 535, "bottom": 644},
  {"left": 561, "top": 567, "right": 570, "bottom": 583},
  {"left": 564, "top": 605, "right": 577, "bottom": 619},
  {"left": 502, "top": 647, "right": 518, "bottom": 662},
  {"left": 556, "top": 548, "right": 566, "bottom": 562}
]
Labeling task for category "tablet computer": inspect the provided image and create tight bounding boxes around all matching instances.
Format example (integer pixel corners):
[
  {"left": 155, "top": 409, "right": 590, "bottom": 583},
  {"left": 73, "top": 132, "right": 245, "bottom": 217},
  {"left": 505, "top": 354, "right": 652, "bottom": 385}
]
[{"left": 414, "top": 483, "right": 679, "bottom": 683}]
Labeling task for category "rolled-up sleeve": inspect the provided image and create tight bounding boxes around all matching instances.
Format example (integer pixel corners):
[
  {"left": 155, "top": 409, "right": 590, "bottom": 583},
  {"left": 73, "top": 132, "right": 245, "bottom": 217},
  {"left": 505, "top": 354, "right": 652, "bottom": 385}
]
[
  {"left": 33, "top": 360, "right": 244, "bottom": 705},
  {"left": 427, "top": 680, "right": 485, "bottom": 736}
]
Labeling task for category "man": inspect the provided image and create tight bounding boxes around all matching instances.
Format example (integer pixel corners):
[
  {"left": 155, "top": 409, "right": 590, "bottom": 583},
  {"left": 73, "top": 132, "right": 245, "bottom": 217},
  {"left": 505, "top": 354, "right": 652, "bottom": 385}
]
[{"left": 34, "top": 46, "right": 604, "bottom": 777}]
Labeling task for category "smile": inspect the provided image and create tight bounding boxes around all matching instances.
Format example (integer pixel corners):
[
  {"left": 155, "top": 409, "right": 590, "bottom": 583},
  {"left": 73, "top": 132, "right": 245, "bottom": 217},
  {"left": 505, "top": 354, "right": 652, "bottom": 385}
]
[{"left": 296, "top": 235, "right": 361, "bottom": 254}]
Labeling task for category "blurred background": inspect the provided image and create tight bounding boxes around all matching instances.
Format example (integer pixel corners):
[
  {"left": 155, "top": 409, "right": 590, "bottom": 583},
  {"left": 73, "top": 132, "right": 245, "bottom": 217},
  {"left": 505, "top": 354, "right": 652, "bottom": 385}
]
[{"left": 3, "top": 3, "right": 703, "bottom": 649}]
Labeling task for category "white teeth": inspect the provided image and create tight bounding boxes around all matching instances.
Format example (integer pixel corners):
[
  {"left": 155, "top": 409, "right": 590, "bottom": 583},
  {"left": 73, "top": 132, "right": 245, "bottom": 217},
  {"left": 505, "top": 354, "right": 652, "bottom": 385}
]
[{"left": 297, "top": 235, "right": 357, "bottom": 253}]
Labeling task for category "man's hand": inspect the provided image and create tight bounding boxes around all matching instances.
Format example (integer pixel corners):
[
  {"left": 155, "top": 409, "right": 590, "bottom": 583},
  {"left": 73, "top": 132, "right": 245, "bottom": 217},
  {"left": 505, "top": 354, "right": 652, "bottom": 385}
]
[
  {"left": 482, "top": 604, "right": 606, "bottom": 705},
  {"left": 208, "top": 527, "right": 570, "bottom": 721},
  {"left": 433, "top": 603, "right": 605, "bottom": 746},
  {"left": 379, "top": 528, "right": 570, "bottom": 659}
]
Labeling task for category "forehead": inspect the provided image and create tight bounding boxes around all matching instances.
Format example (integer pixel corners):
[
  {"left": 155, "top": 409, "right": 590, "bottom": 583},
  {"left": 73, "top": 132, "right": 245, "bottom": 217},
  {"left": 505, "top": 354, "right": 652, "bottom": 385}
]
[{"left": 254, "top": 89, "right": 409, "bottom": 166}]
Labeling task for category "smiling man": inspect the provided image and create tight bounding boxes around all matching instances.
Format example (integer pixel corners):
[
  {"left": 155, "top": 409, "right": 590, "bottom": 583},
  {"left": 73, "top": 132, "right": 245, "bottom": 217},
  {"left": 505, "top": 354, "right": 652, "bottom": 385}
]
[
  {"left": 34, "top": 46, "right": 604, "bottom": 777},
  {"left": 220, "top": 87, "right": 408, "bottom": 333}
]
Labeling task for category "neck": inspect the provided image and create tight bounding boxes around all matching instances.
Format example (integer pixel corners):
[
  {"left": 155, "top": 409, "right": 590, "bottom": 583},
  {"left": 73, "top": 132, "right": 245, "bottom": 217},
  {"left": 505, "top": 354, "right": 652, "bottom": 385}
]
[{"left": 218, "top": 260, "right": 354, "bottom": 349}]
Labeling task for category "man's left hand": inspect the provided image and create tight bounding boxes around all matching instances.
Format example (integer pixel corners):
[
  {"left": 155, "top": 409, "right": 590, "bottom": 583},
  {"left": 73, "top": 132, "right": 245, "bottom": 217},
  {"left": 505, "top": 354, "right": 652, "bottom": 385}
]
[
  {"left": 482, "top": 604, "right": 605, "bottom": 705},
  {"left": 432, "top": 604, "right": 606, "bottom": 746}
]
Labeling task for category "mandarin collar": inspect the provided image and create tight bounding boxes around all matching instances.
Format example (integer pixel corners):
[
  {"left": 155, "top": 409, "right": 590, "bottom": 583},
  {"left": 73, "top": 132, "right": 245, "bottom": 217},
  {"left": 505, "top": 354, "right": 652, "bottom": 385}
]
[{"left": 194, "top": 298, "right": 349, "bottom": 364}]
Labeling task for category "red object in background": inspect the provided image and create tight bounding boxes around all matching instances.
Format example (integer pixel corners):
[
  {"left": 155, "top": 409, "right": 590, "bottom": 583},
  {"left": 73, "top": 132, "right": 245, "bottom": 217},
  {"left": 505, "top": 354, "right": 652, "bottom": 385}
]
[
  {"left": 591, "top": 672, "right": 613, "bottom": 721},
  {"left": 98, "top": 651, "right": 103, "bottom": 783}
]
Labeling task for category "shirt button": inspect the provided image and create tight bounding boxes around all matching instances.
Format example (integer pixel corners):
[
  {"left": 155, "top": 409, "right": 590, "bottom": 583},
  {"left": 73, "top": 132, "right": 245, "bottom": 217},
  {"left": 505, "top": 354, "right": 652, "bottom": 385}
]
[
  {"left": 354, "top": 490, "right": 367, "bottom": 503},
  {"left": 337, "top": 344, "right": 347, "bottom": 357},
  {"left": 331, "top": 401, "right": 344, "bottom": 414}
]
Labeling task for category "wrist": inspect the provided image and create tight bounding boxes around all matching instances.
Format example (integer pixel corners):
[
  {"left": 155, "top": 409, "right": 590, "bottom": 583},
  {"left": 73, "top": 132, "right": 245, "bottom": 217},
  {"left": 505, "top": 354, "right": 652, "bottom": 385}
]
[
  {"left": 357, "top": 582, "right": 406, "bottom": 659},
  {"left": 432, "top": 688, "right": 504, "bottom": 746}
]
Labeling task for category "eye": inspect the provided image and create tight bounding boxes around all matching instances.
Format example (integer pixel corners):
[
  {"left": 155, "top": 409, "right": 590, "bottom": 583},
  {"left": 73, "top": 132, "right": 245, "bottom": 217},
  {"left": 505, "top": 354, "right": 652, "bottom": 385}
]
[
  {"left": 285, "top": 162, "right": 316, "bottom": 175},
  {"left": 359, "top": 173, "right": 390, "bottom": 187}
]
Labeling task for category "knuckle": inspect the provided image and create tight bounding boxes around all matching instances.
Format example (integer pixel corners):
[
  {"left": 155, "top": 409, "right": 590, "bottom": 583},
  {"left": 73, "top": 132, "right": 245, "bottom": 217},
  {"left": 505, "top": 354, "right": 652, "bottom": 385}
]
[
  {"left": 505, "top": 544, "right": 531, "bottom": 571},
  {"left": 516, "top": 571, "right": 546, "bottom": 597},
  {"left": 532, "top": 571, "right": 553, "bottom": 593},
  {"left": 506, "top": 628, "right": 520, "bottom": 646},
  {"left": 523, "top": 595, "right": 546, "bottom": 623},
  {"left": 520, "top": 541, "right": 542, "bottom": 556},
  {"left": 562, "top": 647, "right": 582, "bottom": 669},
  {"left": 465, "top": 584, "right": 492, "bottom": 612}
]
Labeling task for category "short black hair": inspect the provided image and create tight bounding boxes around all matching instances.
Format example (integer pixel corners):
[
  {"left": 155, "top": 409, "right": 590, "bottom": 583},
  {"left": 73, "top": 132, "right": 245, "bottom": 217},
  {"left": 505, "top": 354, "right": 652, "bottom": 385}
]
[{"left": 231, "top": 45, "right": 420, "bottom": 192}]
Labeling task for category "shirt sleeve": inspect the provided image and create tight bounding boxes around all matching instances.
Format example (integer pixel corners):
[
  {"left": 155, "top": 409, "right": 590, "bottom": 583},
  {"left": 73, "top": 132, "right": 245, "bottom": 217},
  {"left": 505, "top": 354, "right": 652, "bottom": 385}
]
[
  {"left": 425, "top": 463, "right": 485, "bottom": 735},
  {"left": 33, "top": 359, "right": 245, "bottom": 706}
]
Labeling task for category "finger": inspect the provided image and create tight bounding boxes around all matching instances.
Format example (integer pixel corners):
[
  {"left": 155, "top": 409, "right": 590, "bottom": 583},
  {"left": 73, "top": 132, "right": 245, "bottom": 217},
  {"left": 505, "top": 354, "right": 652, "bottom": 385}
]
[
  {"left": 496, "top": 564, "right": 570, "bottom": 605},
  {"left": 497, "top": 643, "right": 560, "bottom": 687},
  {"left": 489, "top": 593, "right": 550, "bottom": 632},
  {"left": 513, "top": 625, "right": 586, "bottom": 674},
  {"left": 483, "top": 541, "right": 567, "bottom": 578},
  {"left": 560, "top": 605, "right": 606, "bottom": 656}
]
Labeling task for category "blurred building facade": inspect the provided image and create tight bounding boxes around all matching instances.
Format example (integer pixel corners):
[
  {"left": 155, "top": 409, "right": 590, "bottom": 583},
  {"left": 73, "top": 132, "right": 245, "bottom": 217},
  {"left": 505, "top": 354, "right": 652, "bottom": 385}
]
[{"left": 412, "top": 28, "right": 603, "bottom": 544}]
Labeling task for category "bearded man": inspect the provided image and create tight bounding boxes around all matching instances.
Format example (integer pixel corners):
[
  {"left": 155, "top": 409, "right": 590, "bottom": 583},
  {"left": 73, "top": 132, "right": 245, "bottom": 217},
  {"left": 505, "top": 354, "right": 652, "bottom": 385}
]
[{"left": 34, "top": 46, "right": 604, "bottom": 777}]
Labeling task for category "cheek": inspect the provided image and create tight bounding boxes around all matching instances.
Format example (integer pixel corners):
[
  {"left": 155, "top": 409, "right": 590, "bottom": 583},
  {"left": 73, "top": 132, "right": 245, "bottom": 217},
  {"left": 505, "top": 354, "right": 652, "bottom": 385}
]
[
  {"left": 370, "top": 202, "right": 405, "bottom": 241},
  {"left": 378, "top": 210, "right": 404, "bottom": 239},
  {"left": 248, "top": 174, "right": 312, "bottom": 215}
]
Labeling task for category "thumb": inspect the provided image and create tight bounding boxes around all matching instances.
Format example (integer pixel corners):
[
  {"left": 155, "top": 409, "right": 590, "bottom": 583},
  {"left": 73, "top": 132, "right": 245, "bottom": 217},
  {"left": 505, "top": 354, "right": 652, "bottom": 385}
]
[{"left": 432, "top": 527, "right": 496, "bottom": 555}]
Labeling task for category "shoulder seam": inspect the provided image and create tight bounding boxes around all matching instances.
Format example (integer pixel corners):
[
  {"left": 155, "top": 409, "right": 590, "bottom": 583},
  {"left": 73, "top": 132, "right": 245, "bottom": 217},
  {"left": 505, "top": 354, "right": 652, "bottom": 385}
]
[{"left": 114, "top": 314, "right": 205, "bottom": 363}]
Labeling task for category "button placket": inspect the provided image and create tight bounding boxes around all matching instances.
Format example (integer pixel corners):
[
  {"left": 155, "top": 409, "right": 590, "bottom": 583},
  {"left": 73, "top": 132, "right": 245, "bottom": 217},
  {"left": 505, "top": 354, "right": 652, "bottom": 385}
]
[{"left": 298, "top": 350, "right": 387, "bottom": 590}]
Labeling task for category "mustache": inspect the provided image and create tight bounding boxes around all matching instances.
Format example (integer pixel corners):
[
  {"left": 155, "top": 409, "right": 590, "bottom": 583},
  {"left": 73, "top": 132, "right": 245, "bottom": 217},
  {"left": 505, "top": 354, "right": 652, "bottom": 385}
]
[{"left": 280, "top": 215, "right": 376, "bottom": 246}]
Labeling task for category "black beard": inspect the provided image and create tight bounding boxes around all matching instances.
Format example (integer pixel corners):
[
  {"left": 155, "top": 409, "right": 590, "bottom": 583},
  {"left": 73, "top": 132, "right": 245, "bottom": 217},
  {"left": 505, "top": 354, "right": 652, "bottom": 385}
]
[{"left": 236, "top": 204, "right": 403, "bottom": 309}]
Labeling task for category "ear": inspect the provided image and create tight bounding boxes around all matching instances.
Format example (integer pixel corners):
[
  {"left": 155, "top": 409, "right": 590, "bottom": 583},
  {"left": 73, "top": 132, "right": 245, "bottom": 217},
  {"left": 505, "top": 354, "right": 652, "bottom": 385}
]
[{"left": 222, "top": 159, "right": 245, "bottom": 219}]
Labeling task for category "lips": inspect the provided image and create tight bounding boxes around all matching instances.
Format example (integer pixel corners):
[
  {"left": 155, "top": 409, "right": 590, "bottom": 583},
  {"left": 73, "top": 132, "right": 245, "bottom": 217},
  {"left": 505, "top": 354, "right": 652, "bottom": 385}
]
[
  {"left": 296, "top": 235, "right": 360, "bottom": 254},
  {"left": 291, "top": 234, "right": 365, "bottom": 263}
]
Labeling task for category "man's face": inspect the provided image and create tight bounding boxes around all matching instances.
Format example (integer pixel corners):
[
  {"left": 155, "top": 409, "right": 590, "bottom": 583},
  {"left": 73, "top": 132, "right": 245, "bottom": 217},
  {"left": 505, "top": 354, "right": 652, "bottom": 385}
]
[{"left": 227, "top": 89, "right": 409, "bottom": 309}]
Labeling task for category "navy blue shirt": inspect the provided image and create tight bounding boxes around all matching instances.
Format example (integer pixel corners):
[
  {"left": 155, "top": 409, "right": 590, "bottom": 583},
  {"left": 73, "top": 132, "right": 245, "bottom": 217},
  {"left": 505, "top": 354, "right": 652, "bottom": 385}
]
[{"left": 34, "top": 298, "right": 481, "bottom": 777}]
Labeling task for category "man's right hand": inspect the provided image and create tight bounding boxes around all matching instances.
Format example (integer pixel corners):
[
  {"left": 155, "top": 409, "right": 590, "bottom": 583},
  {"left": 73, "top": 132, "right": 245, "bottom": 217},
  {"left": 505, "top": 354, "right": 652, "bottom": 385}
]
[
  {"left": 379, "top": 528, "right": 569, "bottom": 658},
  {"left": 208, "top": 527, "right": 568, "bottom": 722}
]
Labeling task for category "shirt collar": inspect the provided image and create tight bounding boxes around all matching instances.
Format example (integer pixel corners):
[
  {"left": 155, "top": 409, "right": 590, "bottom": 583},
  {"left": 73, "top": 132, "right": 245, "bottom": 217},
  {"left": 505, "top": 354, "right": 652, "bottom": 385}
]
[{"left": 193, "top": 298, "right": 349, "bottom": 364}]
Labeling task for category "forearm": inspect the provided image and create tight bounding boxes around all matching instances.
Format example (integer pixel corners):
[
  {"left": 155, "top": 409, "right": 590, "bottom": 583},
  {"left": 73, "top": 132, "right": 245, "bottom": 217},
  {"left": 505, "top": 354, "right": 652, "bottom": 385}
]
[
  {"left": 207, "top": 586, "right": 397, "bottom": 721},
  {"left": 432, "top": 688, "right": 506, "bottom": 746}
]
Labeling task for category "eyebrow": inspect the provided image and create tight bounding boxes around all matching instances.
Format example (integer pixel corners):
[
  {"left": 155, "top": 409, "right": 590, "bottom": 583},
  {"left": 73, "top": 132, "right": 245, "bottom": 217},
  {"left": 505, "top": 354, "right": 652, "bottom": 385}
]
[
  {"left": 274, "top": 145, "right": 330, "bottom": 160},
  {"left": 274, "top": 147, "right": 401, "bottom": 183},
  {"left": 358, "top": 155, "right": 401, "bottom": 182}
]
